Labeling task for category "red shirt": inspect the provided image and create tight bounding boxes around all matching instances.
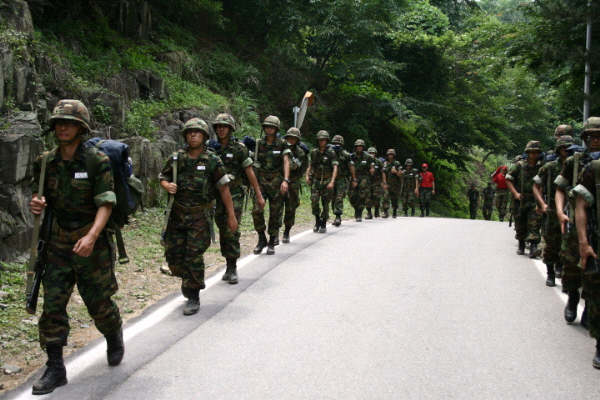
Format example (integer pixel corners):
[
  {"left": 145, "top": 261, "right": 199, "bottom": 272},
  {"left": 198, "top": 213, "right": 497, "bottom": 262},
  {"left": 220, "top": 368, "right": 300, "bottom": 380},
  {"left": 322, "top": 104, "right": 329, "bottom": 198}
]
[
  {"left": 419, "top": 171, "right": 435, "bottom": 188},
  {"left": 493, "top": 173, "right": 508, "bottom": 189}
]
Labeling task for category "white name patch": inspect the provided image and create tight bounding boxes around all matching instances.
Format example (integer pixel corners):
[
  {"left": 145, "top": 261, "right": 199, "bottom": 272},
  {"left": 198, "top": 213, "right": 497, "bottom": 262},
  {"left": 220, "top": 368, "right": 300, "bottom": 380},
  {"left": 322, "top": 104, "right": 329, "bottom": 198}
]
[
  {"left": 75, "top": 172, "right": 88, "bottom": 179},
  {"left": 197, "top": 165, "right": 206, "bottom": 170},
  {"left": 226, "top": 153, "right": 233, "bottom": 158},
  {"left": 273, "top": 151, "right": 281, "bottom": 155}
]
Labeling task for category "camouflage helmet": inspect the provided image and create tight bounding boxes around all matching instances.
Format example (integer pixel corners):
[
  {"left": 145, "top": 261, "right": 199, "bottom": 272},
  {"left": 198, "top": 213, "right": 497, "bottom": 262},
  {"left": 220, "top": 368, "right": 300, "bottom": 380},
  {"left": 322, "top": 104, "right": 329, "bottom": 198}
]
[
  {"left": 182, "top": 118, "right": 209, "bottom": 140},
  {"left": 262, "top": 115, "right": 280, "bottom": 130},
  {"left": 554, "top": 124, "right": 573, "bottom": 136},
  {"left": 386, "top": 149, "right": 396, "bottom": 156},
  {"left": 367, "top": 147, "right": 377, "bottom": 154},
  {"left": 316, "top": 130, "right": 330, "bottom": 141},
  {"left": 285, "top": 127, "right": 301, "bottom": 139},
  {"left": 332, "top": 135, "right": 344, "bottom": 145},
  {"left": 581, "top": 117, "right": 600, "bottom": 141},
  {"left": 555, "top": 135, "right": 574, "bottom": 152},
  {"left": 405, "top": 158, "right": 413, "bottom": 166},
  {"left": 212, "top": 113, "right": 236, "bottom": 132},
  {"left": 524, "top": 140, "right": 542, "bottom": 153},
  {"left": 354, "top": 139, "right": 366, "bottom": 148},
  {"left": 48, "top": 99, "right": 91, "bottom": 131}
]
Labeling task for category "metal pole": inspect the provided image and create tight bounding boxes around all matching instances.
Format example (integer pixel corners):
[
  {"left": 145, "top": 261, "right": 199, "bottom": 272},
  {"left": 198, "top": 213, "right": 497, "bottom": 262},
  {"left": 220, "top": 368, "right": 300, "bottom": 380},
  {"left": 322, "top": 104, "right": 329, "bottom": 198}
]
[
  {"left": 584, "top": 0, "right": 592, "bottom": 122},
  {"left": 293, "top": 106, "right": 300, "bottom": 128}
]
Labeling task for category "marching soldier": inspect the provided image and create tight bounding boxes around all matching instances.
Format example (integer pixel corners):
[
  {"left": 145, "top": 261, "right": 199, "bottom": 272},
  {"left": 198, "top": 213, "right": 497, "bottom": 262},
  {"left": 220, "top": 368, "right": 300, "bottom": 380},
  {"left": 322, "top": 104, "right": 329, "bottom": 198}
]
[
  {"left": 467, "top": 183, "right": 480, "bottom": 220},
  {"left": 367, "top": 147, "right": 386, "bottom": 219},
  {"left": 401, "top": 159, "right": 419, "bottom": 216},
  {"left": 481, "top": 182, "right": 495, "bottom": 221},
  {"left": 330, "top": 135, "right": 356, "bottom": 226},
  {"left": 350, "top": 139, "right": 375, "bottom": 221},
  {"left": 282, "top": 127, "right": 308, "bottom": 242},
  {"left": 383, "top": 149, "right": 402, "bottom": 218}
]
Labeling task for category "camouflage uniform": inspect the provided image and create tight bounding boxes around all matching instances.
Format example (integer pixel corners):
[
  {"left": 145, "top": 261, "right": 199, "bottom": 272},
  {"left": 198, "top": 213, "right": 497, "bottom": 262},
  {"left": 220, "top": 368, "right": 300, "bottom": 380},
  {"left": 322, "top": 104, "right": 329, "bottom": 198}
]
[
  {"left": 252, "top": 136, "right": 291, "bottom": 237},
  {"left": 495, "top": 189, "right": 509, "bottom": 221},
  {"left": 467, "top": 187, "right": 480, "bottom": 219},
  {"left": 482, "top": 184, "right": 495, "bottom": 220},
  {"left": 350, "top": 145, "right": 375, "bottom": 218},
  {"left": 283, "top": 137, "right": 307, "bottom": 229},
  {"left": 534, "top": 158, "right": 564, "bottom": 267},
  {"left": 31, "top": 144, "right": 121, "bottom": 347},
  {"left": 214, "top": 137, "right": 253, "bottom": 260},
  {"left": 308, "top": 143, "right": 339, "bottom": 223},
  {"left": 159, "top": 149, "right": 229, "bottom": 290},
  {"left": 382, "top": 153, "right": 402, "bottom": 216},
  {"left": 331, "top": 140, "right": 354, "bottom": 218},
  {"left": 368, "top": 154, "right": 385, "bottom": 212},
  {"left": 402, "top": 166, "right": 419, "bottom": 216}
]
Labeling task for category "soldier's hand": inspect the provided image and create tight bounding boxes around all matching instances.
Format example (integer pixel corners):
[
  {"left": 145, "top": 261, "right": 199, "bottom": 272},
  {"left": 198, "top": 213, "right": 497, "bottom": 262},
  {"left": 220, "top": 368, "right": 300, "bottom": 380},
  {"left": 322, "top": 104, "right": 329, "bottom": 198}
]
[
  {"left": 256, "top": 193, "right": 266, "bottom": 210},
  {"left": 580, "top": 243, "right": 597, "bottom": 269},
  {"left": 73, "top": 233, "right": 97, "bottom": 258},
  {"left": 166, "top": 182, "right": 178, "bottom": 194},
  {"left": 30, "top": 196, "right": 46, "bottom": 215},
  {"left": 558, "top": 213, "right": 569, "bottom": 234},
  {"left": 514, "top": 193, "right": 522, "bottom": 202},
  {"left": 352, "top": 180, "right": 358, "bottom": 188},
  {"left": 305, "top": 177, "right": 312, "bottom": 185},
  {"left": 540, "top": 203, "right": 548, "bottom": 214},
  {"left": 280, "top": 180, "right": 289, "bottom": 195},
  {"left": 227, "top": 216, "right": 239, "bottom": 233}
]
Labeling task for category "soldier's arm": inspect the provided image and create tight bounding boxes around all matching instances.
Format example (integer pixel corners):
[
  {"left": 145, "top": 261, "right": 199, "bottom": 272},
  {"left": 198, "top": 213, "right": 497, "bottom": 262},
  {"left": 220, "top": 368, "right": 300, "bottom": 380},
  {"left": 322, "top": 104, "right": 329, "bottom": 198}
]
[
  {"left": 576, "top": 194, "right": 595, "bottom": 267},
  {"left": 219, "top": 184, "right": 238, "bottom": 233},
  {"left": 280, "top": 153, "right": 290, "bottom": 194},
  {"left": 244, "top": 165, "right": 265, "bottom": 209},
  {"left": 532, "top": 182, "right": 547, "bottom": 213}
]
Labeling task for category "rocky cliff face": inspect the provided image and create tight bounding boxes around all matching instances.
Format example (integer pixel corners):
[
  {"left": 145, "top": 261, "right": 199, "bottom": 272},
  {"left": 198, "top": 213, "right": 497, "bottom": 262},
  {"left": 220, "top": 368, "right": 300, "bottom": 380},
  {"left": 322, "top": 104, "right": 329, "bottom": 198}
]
[{"left": 0, "top": 1, "right": 192, "bottom": 262}]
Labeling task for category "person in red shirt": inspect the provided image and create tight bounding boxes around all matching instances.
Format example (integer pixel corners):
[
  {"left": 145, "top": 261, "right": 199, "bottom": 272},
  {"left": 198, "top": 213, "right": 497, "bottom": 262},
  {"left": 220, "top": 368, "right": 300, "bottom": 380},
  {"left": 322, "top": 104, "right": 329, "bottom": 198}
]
[
  {"left": 492, "top": 166, "right": 509, "bottom": 221},
  {"left": 418, "top": 163, "right": 435, "bottom": 217}
]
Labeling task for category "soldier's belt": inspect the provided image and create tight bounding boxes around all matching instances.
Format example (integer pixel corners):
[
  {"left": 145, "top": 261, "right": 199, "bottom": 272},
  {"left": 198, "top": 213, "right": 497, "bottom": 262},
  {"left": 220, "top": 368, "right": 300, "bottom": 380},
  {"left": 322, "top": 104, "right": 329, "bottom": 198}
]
[
  {"left": 258, "top": 170, "right": 281, "bottom": 179},
  {"left": 173, "top": 201, "right": 213, "bottom": 214},
  {"left": 57, "top": 220, "right": 91, "bottom": 231},
  {"left": 52, "top": 222, "right": 94, "bottom": 242},
  {"left": 314, "top": 172, "right": 333, "bottom": 180}
]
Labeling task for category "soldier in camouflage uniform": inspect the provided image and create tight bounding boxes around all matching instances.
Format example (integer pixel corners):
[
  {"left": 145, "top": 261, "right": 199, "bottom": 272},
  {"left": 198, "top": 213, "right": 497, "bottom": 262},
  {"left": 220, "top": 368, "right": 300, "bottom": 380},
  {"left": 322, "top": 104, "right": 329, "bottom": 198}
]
[
  {"left": 349, "top": 139, "right": 375, "bottom": 221},
  {"left": 506, "top": 140, "right": 543, "bottom": 258},
  {"left": 467, "top": 183, "right": 480, "bottom": 219},
  {"left": 160, "top": 118, "right": 237, "bottom": 315},
  {"left": 366, "top": 147, "right": 386, "bottom": 219},
  {"left": 482, "top": 182, "right": 495, "bottom": 221},
  {"left": 212, "top": 113, "right": 265, "bottom": 284},
  {"left": 573, "top": 131, "right": 600, "bottom": 368},
  {"left": 282, "top": 127, "right": 308, "bottom": 242},
  {"left": 29, "top": 100, "right": 124, "bottom": 394},
  {"left": 306, "top": 130, "right": 339, "bottom": 232},
  {"left": 557, "top": 119, "right": 600, "bottom": 324},
  {"left": 330, "top": 135, "right": 356, "bottom": 226},
  {"left": 533, "top": 135, "right": 573, "bottom": 286},
  {"left": 252, "top": 116, "right": 291, "bottom": 255},
  {"left": 382, "top": 149, "right": 402, "bottom": 218},
  {"left": 401, "top": 159, "right": 419, "bottom": 216}
]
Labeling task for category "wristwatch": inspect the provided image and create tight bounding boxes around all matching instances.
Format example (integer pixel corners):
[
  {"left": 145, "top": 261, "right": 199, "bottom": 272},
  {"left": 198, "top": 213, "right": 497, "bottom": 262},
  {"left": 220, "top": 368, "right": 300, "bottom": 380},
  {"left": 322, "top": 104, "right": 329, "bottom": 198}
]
[{"left": 284, "top": 178, "right": 290, "bottom": 183}]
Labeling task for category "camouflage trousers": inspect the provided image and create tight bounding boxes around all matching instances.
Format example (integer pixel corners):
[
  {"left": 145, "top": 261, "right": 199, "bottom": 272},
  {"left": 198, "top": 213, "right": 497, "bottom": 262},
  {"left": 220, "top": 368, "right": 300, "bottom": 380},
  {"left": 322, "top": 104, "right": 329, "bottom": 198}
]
[
  {"left": 482, "top": 201, "right": 493, "bottom": 220},
  {"left": 513, "top": 196, "right": 542, "bottom": 244},
  {"left": 215, "top": 186, "right": 244, "bottom": 259},
  {"left": 402, "top": 189, "right": 417, "bottom": 212},
  {"left": 383, "top": 183, "right": 401, "bottom": 210},
  {"left": 165, "top": 208, "right": 211, "bottom": 290},
  {"left": 331, "top": 177, "right": 349, "bottom": 216},
  {"left": 39, "top": 225, "right": 121, "bottom": 348},
  {"left": 469, "top": 202, "right": 478, "bottom": 219},
  {"left": 369, "top": 179, "right": 385, "bottom": 208},
  {"left": 311, "top": 179, "right": 334, "bottom": 221},
  {"left": 419, "top": 187, "right": 433, "bottom": 210},
  {"left": 252, "top": 173, "right": 284, "bottom": 236},
  {"left": 495, "top": 189, "right": 509, "bottom": 219},
  {"left": 582, "top": 270, "right": 600, "bottom": 338},
  {"left": 542, "top": 208, "right": 561, "bottom": 265},
  {"left": 560, "top": 228, "right": 582, "bottom": 293},
  {"left": 283, "top": 180, "right": 302, "bottom": 228},
  {"left": 350, "top": 175, "right": 370, "bottom": 211}
]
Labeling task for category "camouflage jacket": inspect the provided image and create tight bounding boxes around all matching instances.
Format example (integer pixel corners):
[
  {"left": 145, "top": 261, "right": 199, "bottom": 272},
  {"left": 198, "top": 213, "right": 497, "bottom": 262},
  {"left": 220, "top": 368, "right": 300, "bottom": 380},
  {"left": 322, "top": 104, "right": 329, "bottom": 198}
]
[
  {"left": 482, "top": 186, "right": 496, "bottom": 206},
  {"left": 254, "top": 136, "right": 291, "bottom": 174},
  {"left": 333, "top": 148, "right": 354, "bottom": 178},
  {"left": 309, "top": 145, "right": 339, "bottom": 179},
  {"left": 555, "top": 150, "right": 591, "bottom": 192},
  {"left": 159, "top": 149, "right": 229, "bottom": 207},
  {"left": 506, "top": 159, "right": 542, "bottom": 195},
  {"left": 352, "top": 151, "right": 374, "bottom": 177},
  {"left": 402, "top": 168, "right": 419, "bottom": 191},
  {"left": 370, "top": 157, "right": 384, "bottom": 183},
  {"left": 383, "top": 160, "right": 402, "bottom": 184},
  {"left": 288, "top": 144, "right": 308, "bottom": 182},
  {"left": 533, "top": 158, "right": 563, "bottom": 207},
  {"left": 216, "top": 137, "right": 253, "bottom": 190},
  {"left": 31, "top": 144, "right": 116, "bottom": 228}
]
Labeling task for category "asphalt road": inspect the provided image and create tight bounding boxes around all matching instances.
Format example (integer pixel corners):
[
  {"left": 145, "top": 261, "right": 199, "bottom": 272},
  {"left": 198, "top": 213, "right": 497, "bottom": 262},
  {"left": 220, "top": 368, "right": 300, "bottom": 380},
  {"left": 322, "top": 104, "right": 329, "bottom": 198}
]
[{"left": 5, "top": 216, "right": 600, "bottom": 399}]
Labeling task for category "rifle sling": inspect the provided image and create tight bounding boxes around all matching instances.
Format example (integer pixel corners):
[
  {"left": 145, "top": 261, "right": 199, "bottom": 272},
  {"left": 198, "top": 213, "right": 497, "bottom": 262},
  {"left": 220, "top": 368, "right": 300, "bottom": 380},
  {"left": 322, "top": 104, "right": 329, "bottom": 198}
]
[
  {"left": 161, "top": 153, "right": 178, "bottom": 245},
  {"left": 594, "top": 160, "right": 600, "bottom": 255}
]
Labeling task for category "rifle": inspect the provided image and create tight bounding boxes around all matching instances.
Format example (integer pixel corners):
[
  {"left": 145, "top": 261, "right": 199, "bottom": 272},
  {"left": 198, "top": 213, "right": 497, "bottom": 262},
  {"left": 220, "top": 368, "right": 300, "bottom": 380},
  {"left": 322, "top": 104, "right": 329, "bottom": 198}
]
[
  {"left": 206, "top": 202, "right": 216, "bottom": 244},
  {"left": 508, "top": 196, "right": 514, "bottom": 227},
  {"left": 26, "top": 209, "right": 53, "bottom": 315},
  {"left": 585, "top": 206, "right": 600, "bottom": 275},
  {"left": 160, "top": 153, "right": 178, "bottom": 246}
]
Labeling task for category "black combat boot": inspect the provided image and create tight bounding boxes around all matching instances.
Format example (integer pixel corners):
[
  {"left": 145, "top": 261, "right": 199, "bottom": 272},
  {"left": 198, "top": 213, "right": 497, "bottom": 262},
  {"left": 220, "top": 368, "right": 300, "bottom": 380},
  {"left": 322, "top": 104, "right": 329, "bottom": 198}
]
[
  {"left": 319, "top": 218, "right": 327, "bottom": 233},
  {"left": 282, "top": 226, "right": 291, "bottom": 243},
  {"left": 267, "top": 235, "right": 276, "bottom": 255},
  {"left": 545, "top": 264, "right": 556, "bottom": 287},
  {"left": 356, "top": 209, "right": 362, "bottom": 222},
  {"left": 392, "top": 208, "right": 397, "bottom": 218},
  {"left": 420, "top": 209, "right": 424, "bottom": 217},
  {"left": 374, "top": 206, "right": 380, "bottom": 218},
  {"left": 411, "top": 208, "right": 415, "bottom": 216},
  {"left": 404, "top": 210, "right": 408, "bottom": 217},
  {"left": 183, "top": 288, "right": 200, "bottom": 315},
  {"left": 313, "top": 216, "right": 321, "bottom": 232},
  {"left": 105, "top": 327, "right": 124, "bottom": 366},
  {"left": 366, "top": 208, "right": 373, "bottom": 219},
  {"left": 517, "top": 240, "right": 526, "bottom": 255},
  {"left": 564, "top": 290, "right": 580, "bottom": 323},
  {"left": 225, "top": 258, "right": 238, "bottom": 284},
  {"left": 529, "top": 241, "right": 541, "bottom": 259},
  {"left": 581, "top": 302, "right": 589, "bottom": 330},
  {"left": 426, "top": 206, "right": 430, "bottom": 216},
  {"left": 274, "top": 235, "right": 279, "bottom": 246},
  {"left": 334, "top": 214, "right": 342, "bottom": 226},
  {"left": 253, "top": 232, "right": 267, "bottom": 254},
  {"left": 382, "top": 209, "right": 389, "bottom": 218},
  {"left": 593, "top": 339, "right": 600, "bottom": 369},
  {"left": 32, "top": 344, "right": 67, "bottom": 395},
  {"left": 499, "top": 216, "right": 504, "bottom": 222},
  {"left": 555, "top": 261, "right": 563, "bottom": 278}
]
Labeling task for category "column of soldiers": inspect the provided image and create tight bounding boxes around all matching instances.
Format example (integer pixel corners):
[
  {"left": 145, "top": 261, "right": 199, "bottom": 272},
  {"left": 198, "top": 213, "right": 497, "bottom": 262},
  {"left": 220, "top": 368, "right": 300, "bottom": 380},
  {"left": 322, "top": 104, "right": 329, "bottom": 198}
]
[{"left": 507, "top": 120, "right": 600, "bottom": 370}]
